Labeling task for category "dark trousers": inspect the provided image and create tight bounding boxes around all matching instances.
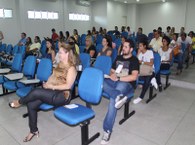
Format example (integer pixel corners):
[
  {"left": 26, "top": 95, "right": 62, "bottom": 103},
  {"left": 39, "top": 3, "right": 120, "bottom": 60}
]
[
  {"left": 139, "top": 74, "right": 154, "bottom": 99},
  {"left": 19, "top": 88, "right": 68, "bottom": 133},
  {"left": 156, "top": 63, "right": 170, "bottom": 85}
]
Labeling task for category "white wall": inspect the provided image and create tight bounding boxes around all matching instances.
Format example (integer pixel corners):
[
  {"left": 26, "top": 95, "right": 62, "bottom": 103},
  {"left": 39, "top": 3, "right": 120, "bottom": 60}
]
[
  {"left": 107, "top": 1, "right": 127, "bottom": 31},
  {"left": 1, "top": 0, "right": 195, "bottom": 45},
  {"left": 91, "top": 0, "right": 107, "bottom": 29}
]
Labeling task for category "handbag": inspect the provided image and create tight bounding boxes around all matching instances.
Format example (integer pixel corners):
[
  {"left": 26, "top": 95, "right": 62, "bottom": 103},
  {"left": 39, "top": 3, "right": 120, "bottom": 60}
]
[
  {"left": 173, "top": 46, "right": 180, "bottom": 56},
  {"left": 139, "top": 64, "right": 153, "bottom": 76}
]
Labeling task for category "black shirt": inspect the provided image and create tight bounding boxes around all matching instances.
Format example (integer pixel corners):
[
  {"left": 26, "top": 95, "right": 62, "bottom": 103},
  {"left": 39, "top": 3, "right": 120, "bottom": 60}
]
[
  {"left": 84, "top": 45, "right": 97, "bottom": 58},
  {"left": 112, "top": 55, "right": 139, "bottom": 89}
]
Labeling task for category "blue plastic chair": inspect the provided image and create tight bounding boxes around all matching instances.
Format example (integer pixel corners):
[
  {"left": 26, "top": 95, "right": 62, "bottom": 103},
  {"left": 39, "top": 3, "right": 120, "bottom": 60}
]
[
  {"left": 79, "top": 53, "right": 91, "bottom": 70},
  {"left": 111, "top": 48, "right": 118, "bottom": 63},
  {"left": 79, "top": 45, "right": 85, "bottom": 53},
  {"left": 54, "top": 67, "right": 103, "bottom": 145},
  {"left": 94, "top": 56, "right": 112, "bottom": 75},
  {"left": 80, "top": 34, "right": 86, "bottom": 46},
  {"left": 96, "top": 34, "right": 103, "bottom": 45},
  {"left": 96, "top": 44, "right": 103, "bottom": 53},
  {"left": 16, "top": 58, "right": 53, "bottom": 98},
  {"left": 3, "top": 56, "right": 36, "bottom": 92}
]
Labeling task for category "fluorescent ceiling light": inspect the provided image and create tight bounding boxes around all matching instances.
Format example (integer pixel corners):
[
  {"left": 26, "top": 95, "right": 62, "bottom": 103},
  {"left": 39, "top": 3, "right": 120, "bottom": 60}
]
[{"left": 124, "top": 1, "right": 127, "bottom": 3}]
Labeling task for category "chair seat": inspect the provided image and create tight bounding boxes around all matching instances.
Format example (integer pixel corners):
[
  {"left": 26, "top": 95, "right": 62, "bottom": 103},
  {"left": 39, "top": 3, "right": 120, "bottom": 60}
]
[
  {"left": 54, "top": 104, "right": 95, "bottom": 126},
  {"left": 102, "top": 92, "right": 134, "bottom": 100},
  {"left": 160, "top": 70, "right": 171, "bottom": 75},
  {"left": 3, "top": 81, "right": 17, "bottom": 90},
  {"left": 0, "top": 76, "right": 5, "bottom": 84},
  {"left": 39, "top": 103, "right": 54, "bottom": 110},
  {"left": 4, "top": 81, "right": 25, "bottom": 91},
  {"left": 16, "top": 86, "right": 32, "bottom": 98}
]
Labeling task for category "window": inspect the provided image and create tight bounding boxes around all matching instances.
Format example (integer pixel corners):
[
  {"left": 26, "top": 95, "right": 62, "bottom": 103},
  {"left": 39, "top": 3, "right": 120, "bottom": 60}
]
[
  {"left": 27, "top": 10, "right": 59, "bottom": 20},
  {"left": 69, "top": 13, "right": 90, "bottom": 21},
  {"left": 0, "top": 8, "right": 13, "bottom": 18}
]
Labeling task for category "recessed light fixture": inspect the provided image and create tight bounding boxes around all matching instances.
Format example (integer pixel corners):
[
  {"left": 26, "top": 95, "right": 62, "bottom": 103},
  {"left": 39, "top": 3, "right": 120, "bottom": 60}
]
[
  {"left": 136, "top": 0, "right": 140, "bottom": 2},
  {"left": 162, "top": 0, "right": 166, "bottom": 2},
  {"left": 124, "top": 1, "right": 127, "bottom": 3}
]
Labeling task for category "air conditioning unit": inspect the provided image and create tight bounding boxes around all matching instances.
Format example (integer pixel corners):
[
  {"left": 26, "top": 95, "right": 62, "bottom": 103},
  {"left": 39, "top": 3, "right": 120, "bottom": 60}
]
[{"left": 77, "top": 0, "right": 91, "bottom": 7}]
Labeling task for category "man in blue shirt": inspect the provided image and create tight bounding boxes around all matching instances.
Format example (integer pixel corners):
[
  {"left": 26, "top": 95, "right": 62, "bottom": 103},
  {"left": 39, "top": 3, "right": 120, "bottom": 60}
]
[{"left": 18, "top": 32, "right": 27, "bottom": 46}]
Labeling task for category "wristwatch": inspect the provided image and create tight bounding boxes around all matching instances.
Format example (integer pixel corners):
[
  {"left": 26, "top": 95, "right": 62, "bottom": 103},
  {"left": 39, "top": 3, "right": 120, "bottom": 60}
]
[{"left": 142, "top": 61, "right": 144, "bottom": 65}]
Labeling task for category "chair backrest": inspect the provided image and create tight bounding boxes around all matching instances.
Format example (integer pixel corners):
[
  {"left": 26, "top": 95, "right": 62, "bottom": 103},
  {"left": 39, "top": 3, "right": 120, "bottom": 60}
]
[
  {"left": 94, "top": 56, "right": 112, "bottom": 75},
  {"left": 36, "top": 58, "right": 52, "bottom": 82},
  {"left": 11, "top": 54, "right": 23, "bottom": 72},
  {"left": 153, "top": 52, "right": 161, "bottom": 74},
  {"left": 6, "top": 44, "right": 13, "bottom": 55},
  {"left": 121, "top": 31, "right": 128, "bottom": 38},
  {"left": 80, "top": 34, "right": 86, "bottom": 46},
  {"left": 0, "top": 43, "right": 7, "bottom": 52},
  {"left": 111, "top": 48, "right": 118, "bottom": 63},
  {"left": 40, "top": 44, "right": 47, "bottom": 57},
  {"left": 79, "top": 45, "right": 85, "bottom": 53},
  {"left": 18, "top": 45, "right": 26, "bottom": 58},
  {"left": 23, "top": 56, "right": 36, "bottom": 78},
  {"left": 12, "top": 45, "right": 19, "bottom": 55},
  {"left": 78, "top": 67, "right": 103, "bottom": 104},
  {"left": 96, "top": 34, "right": 103, "bottom": 45},
  {"left": 79, "top": 53, "right": 91, "bottom": 70},
  {"left": 96, "top": 44, "right": 103, "bottom": 53}
]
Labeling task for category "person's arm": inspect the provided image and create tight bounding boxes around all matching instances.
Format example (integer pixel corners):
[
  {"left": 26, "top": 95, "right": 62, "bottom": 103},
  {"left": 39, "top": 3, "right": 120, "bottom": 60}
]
[
  {"left": 143, "top": 58, "right": 154, "bottom": 66},
  {"left": 119, "top": 70, "right": 138, "bottom": 82},
  {"left": 44, "top": 66, "right": 77, "bottom": 90},
  {"left": 51, "top": 50, "right": 56, "bottom": 62},
  {"left": 106, "top": 50, "right": 112, "bottom": 56}
]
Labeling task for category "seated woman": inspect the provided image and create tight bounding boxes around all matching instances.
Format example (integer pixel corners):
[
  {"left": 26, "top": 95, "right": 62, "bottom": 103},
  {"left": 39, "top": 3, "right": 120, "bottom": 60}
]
[
  {"left": 26, "top": 36, "right": 41, "bottom": 57},
  {"left": 83, "top": 35, "right": 97, "bottom": 58},
  {"left": 118, "top": 36, "right": 126, "bottom": 55},
  {"left": 170, "top": 33, "right": 183, "bottom": 75},
  {"left": 133, "top": 39, "right": 154, "bottom": 104},
  {"left": 9, "top": 43, "right": 78, "bottom": 142},
  {"left": 44, "top": 38, "right": 56, "bottom": 63},
  {"left": 98, "top": 35, "right": 113, "bottom": 57},
  {"left": 68, "top": 36, "right": 80, "bottom": 55},
  {"left": 156, "top": 36, "right": 172, "bottom": 91}
]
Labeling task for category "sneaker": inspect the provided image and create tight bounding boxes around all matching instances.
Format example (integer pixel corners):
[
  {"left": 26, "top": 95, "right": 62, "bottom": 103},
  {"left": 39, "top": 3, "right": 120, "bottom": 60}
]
[
  {"left": 100, "top": 131, "right": 111, "bottom": 145},
  {"left": 133, "top": 97, "right": 142, "bottom": 104},
  {"left": 115, "top": 94, "right": 123, "bottom": 103},
  {"left": 151, "top": 77, "right": 158, "bottom": 90},
  {"left": 115, "top": 96, "right": 128, "bottom": 109}
]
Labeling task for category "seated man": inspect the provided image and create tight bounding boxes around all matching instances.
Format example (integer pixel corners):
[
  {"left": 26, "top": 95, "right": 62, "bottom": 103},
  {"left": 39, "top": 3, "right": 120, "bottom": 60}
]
[
  {"left": 18, "top": 32, "right": 27, "bottom": 46},
  {"left": 149, "top": 30, "right": 163, "bottom": 52},
  {"left": 101, "top": 39, "right": 139, "bottom": 145}
]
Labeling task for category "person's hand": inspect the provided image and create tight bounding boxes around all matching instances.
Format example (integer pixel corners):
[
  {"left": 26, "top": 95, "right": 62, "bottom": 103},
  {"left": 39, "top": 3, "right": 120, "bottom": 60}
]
[{"left": 110, "top": 73, "right": 118, "bottom": 81}]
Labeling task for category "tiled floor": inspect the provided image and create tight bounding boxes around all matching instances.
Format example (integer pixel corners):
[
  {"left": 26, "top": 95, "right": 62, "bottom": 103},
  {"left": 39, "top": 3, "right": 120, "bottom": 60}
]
[{"left": 0, "top": 63, "right": 195, "bottom": 145}]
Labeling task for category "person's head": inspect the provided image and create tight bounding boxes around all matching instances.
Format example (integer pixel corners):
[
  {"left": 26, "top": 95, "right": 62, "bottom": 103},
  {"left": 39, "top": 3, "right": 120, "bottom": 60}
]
[
  {"left": 73, "top": 29, "right": 78, "bottom": 35},
  {"left": 51, "top": 28, "right": 56, "bottom": 33},
  {"left": 180, "top": 33, "right": 187, "bottom": 41},
  {"left": 92, "top": 27, "right": 96, "bottom": 32},
  {"left": 158, "top": 27, "right": 162, "bottom": 32},
  {"left": 58, "top": 43, "right": 78, "bottom": 66},
  {"left": 26, "top": 37, "right": 32, "bottom": 44},
  {"left": 138, "top": 27, "right": 143, "bottom": 34},
  {"left": 138, "top": 39, "right": 148, "bottom": 52},
  {"left": 167, "top": 26, "right": 171, "bottom": 32},
  {"left": 68, "top": 36, "right": 76, "bottom": 44},
  {"left": 115, "top": 26, "right": 118, "bottom": 31},
  {"left": 87, "top": 30, "right": 92, "bottom": 35},
  {"left": 102, "top": 35, "right": 112, "bottom": 48},
  {"left": 153, "top": 29, "right": 160, "bottom": 39},
  {"left": 180, "top": 27, "right": 185, "bottom": 33},
  {"left": 188, "top": 31, "right": 194, "bottom": 38},
  {"left": 121, "top": 26, "right": 125, "bottom": 32},
  {"left": 121, "top": 36, "right": 127, "bottom": 44},
  {"left": 162, "top": 36, "right": 171, "bottom": 47},
  {"left": 172, "top": 33, "right": 178, "bottom": 41},
  {"left": 34, "top": 36, "right": 41, "bottom": 43},
  {"left": 122, "top": 39, "right": 134, "bottom": 56},
  {"left": 46, "top": 38, "right": 53, "bottom": 49},
  {"left": 65, "top": 31, "right": 70, "bottom": 38},
  {"left": 127, "top": 26, "right": 130, "bottom": 31},
  {"left": 21, "top": 32, "right": 26, "bottom": 39},
  {"left": 59, "top": 31, "right": 64, "bottom": 37},
  {"left": 85, "top": 35, "right": 93, "bottom": 47},
  {"left": 99, "top": 27, "right": 103, "bottom": 32},
  {"left": 171, "top": 27, "right": 175, "bottom": 33}
]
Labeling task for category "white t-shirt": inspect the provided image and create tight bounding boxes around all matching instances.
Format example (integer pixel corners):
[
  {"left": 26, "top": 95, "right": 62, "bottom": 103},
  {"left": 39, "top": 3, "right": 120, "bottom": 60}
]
[
  {"left": 29, "top": 42, "right": 41, "bottom": 51},
  {"left": 158, "top": 47, "right": 172, "bottom": 61},
  {"left": 149, "top": 37, "right": 163, "bottom": 52},
  {"left": 138, "top": 50, "right": 154, "bottom": 62},
  {"left": 177, "top": 36, "right": 192, "bottom": 46}
]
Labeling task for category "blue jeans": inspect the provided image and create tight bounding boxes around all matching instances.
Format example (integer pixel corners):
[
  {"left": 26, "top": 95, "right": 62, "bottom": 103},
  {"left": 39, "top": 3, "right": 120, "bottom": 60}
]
[{"left": 103, "top": 79, "right": 134, "bottom": 132}]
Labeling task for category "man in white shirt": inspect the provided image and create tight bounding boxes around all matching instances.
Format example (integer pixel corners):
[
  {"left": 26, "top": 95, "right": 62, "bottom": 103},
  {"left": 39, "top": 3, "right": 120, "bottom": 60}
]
[
  {"left": 177, "top": 33, "right": 192, "bottom": 68},
  {"left": 0, "top": 31, "right": 4, "bottom": 46},
  {"left": 149, "top": 30, "right": 163, "bottom": 52}
]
